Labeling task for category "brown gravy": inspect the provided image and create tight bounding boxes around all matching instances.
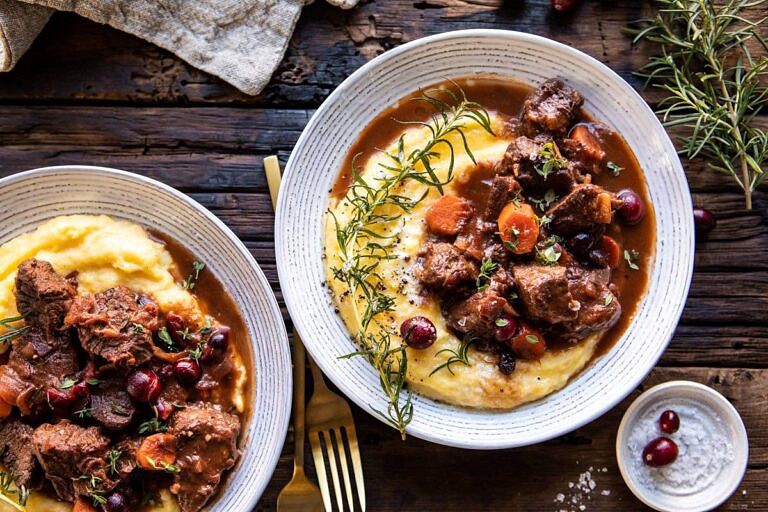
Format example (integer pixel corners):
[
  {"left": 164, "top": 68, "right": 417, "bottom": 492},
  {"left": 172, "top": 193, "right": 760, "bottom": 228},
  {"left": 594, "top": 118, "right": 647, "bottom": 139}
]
[
  {"left": 331, "top": 75, "right": 655, "bottom": 361},
  {"left": 148, "top": 230, "right": 251, "bottom": 417}
]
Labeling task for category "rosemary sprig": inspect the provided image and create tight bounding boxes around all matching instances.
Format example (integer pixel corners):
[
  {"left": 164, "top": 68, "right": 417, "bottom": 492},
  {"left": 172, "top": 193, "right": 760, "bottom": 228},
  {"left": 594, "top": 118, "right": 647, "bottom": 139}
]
[
  {"left": 630, "top": 0, "right": 768, "bottom": 209},
  {"left": 331, "top": 85, "right": 493, "bottom": 438},
  {"left": 0, "top": 315, "right": 28, "bottom": 345},
  {"left": 0, "top": 471, "right": 28, "bottom": 511},
  {"left": 429, "top": 336, "right": 476, "bottom": 377}
]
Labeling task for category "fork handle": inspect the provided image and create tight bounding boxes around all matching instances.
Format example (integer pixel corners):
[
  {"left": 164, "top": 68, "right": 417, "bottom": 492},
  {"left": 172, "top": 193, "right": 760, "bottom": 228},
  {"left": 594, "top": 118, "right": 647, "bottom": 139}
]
[
  {"left": 292, "top": 330, "right": 307, "bottom": 469},
  {"left": 307, "top": 353, "right": 327, "bottom": 392}
]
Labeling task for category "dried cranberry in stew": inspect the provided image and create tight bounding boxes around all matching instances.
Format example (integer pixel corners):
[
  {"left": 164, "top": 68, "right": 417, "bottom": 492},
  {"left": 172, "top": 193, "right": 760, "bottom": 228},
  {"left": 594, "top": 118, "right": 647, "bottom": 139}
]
[
  {"left": 0, "top": 247, "right": 246, "bottom": 512},
  {"left": 410, "top": 78, "right": 650, "bottom": 375}
]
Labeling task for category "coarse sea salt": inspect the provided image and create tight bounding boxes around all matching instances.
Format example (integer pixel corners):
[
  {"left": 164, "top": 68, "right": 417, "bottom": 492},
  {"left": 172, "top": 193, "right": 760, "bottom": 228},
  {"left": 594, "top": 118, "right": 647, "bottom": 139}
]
[{"left": 627, "top": 398, "right": 735, "bottom": 497}]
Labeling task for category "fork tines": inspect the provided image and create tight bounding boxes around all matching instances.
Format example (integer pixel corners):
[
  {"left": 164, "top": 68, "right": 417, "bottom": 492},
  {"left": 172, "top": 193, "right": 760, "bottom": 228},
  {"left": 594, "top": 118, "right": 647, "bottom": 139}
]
[{"left": 309, "top": 423, "right": 366, "bottom": 512}]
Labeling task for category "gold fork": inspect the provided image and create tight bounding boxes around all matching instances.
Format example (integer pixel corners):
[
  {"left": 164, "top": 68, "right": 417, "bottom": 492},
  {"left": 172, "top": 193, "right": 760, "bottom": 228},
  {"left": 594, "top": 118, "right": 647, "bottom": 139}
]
[
  {"left": 306, "top": 354, "right": 367, "bottom": 512},
  {"left": 267, "top": 156, "right": 324, "bottom": 512},
  {"left": 265, "top": 155, "right": 366, "bottom": 511}
]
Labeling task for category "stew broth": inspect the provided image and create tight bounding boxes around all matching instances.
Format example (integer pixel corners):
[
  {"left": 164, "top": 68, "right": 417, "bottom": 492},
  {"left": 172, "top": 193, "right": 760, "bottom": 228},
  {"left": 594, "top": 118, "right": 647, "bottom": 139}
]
[{"left": 332, "top": 75, "right": 655, "bottom": 360}]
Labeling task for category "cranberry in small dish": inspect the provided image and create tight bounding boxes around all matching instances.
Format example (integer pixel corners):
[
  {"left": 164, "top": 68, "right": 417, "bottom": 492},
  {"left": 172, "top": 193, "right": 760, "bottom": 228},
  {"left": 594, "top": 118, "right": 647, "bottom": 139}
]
[
  {"left": 0, "top": 215, "right": 248, "bottom": 512},
  {"left": 324, "top": 77, "right": 655, "bottom": 425}
]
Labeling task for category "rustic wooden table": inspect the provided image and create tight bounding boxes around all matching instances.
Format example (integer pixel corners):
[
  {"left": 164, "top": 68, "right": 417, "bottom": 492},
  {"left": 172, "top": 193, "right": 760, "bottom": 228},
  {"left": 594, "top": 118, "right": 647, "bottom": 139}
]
[{"left": 0, "top": 1, "right": 765, "bottom": 510}]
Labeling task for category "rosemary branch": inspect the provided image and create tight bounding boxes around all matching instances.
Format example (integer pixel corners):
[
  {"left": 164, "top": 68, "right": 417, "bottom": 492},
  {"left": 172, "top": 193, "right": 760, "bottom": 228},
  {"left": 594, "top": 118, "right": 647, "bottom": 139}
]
[
  {"left": 0, "top": 315, "right": 27, "bottom": 345},
  {"left": 331, "top": 85, "right": 493, "bottom": 438},
  {"left": 630, "top": 0, "right": 768, "bottom": 209}
]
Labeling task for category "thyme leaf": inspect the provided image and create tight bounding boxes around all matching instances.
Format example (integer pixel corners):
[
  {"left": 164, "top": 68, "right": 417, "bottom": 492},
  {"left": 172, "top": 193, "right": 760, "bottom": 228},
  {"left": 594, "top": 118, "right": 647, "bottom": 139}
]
[
  {"left": 607, "top": 161, "right": 623, "bottom": 177},
  {"left": 183, "top": 260, "right": 205, "bottom": 290},
  {"left": 624, "top": 249, "right": 640, "bottom": 270},
  {"left": 476, "top": 258, "right": 498, "bottom": 292}
]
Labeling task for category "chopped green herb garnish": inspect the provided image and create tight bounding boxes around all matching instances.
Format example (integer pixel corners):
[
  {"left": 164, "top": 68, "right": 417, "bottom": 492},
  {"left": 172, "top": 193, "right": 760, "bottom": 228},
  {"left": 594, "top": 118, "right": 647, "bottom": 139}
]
[
  {"left": 133, "top": 323, "right": 145, "bottom": 334},
  {"left": 476, "top": 258, "right": 498, "bottom": 292},
  {"left": 607, "top": 161, "right": 623, "bottom": 177},
  {"left": 59, "top": 378, "right": 77, "bottom": 389},
  {"left": 183, "top": 261, "right": 206, "bottom": 291},
  {"left": 536, "top": 142, "right": 567, "bottom": 179},
  {"left": 157, "top": 327, "right": 174, "bottom": 350},
  {"left": 107, "top": 450, "right": 123, "bottom": 476},
  {"left": 525, "top": 334, "right": 539, "bottom": 344},
  {"left": 604, "top": 294, "right": 614, "bottom": 306},
  {"left": 138, "top": 417, "right": 168, "bottom": 435},
  {"left": 495, "top": 317, "right": 509, "bottom": 327},
  {"left": 146, "top": 457, "right": 181, "bottom": 475},
  {"left": 624, "top": 249, "right": 640, "bottom": 270}
]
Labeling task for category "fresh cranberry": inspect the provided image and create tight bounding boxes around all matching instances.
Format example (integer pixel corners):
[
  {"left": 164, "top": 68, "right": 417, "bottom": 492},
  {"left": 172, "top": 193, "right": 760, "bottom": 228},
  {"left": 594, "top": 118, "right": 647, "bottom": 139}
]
[
  {"left": 494, "top": 315, "right": 519, "bottom": 342},
  {"left": 174, "top": 358, "right": 202, "bottom": 386},
  {"left": 126, "top": 369, "right": 162, "bottom": 403},
  {"left": 693, "top": 207, "right": 716, "bottom": 235},
  {"left": 47, "top": 381, "right": 90, "bottom": 417},
  {"left": 567, "top": 232, "right": 598, "bottom": 256},
  {"left": 209, "top": 327, "right": 230, "bottom": 350},
  {"left": 642, "top": 437, "right": 678, "bottom": 467},
  {"left": 551, "top": 0, "right": 579, "bottom": 11},
  {"left": 157, "top": 364, "right": 175, "bottom": 382},
  {"left": 166, "top": 313, "right": 187, "bottom": 345},
  {"left": 153, "top": 399, "right": 175, "bottom": 421},
  {"left": 616, "top": 189, "right": 645, "bottom": 225},
  {"left": 659, "top": 410, "right": 680, "bottom": 434},
  {"left": 400, "top": 316, "right": 437, "bottom": 349},
  {"left": 104, "top": 492, "right": 128, "bottom": 512}
]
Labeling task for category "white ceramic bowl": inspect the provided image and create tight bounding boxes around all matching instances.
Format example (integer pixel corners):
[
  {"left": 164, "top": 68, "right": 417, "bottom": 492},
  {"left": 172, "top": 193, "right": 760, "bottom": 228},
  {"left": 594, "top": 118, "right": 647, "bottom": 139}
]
[
  {"left": 616, "top": 381, "right": 748, "bottom": 511},
  {"left": 0, "top": 165, "right": 292, "bottom": 510},
  {"left": 276, "top": 29, "right": 694, "bottom": 449}
]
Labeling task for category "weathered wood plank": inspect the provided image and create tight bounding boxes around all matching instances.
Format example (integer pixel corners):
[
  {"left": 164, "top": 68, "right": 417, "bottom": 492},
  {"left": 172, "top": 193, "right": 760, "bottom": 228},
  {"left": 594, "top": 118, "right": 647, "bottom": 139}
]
[
  {"left": 254, "top": 367, "right": 767, "bottom": 511},
  {"left": 0, "top": 2, "right": 653, "bottom": 106},
  {"left": 0, "top": 105, "right": 765, "bottom": 196}
]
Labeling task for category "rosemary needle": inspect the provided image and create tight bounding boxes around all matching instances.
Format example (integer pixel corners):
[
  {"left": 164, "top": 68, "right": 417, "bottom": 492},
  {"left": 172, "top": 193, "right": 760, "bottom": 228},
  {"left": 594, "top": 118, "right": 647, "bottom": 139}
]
[
  {"left": 331, "top": 84, "right": 493, "bottom": 438},
  {"left": 630, "top": 0, "right": 768, "bottom": 209}
]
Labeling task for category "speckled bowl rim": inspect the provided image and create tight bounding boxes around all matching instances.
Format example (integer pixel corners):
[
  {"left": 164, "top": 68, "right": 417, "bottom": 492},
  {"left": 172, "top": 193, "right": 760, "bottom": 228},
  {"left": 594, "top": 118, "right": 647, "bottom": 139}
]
[
  {"left": 0, "top": 165, "right": 292, "bottom": 511},
  {"left": 276, "top": 29, "right": 694, "bottom": 449},
  {"left": 616, "top": 380, "right": 749, "bottom": 512}
]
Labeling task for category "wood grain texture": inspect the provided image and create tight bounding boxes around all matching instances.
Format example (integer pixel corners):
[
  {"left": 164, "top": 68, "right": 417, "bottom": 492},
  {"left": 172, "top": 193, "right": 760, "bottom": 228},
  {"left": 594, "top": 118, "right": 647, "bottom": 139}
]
[{"left": 0, "top": 0, "right": 765, "bottom": 509}]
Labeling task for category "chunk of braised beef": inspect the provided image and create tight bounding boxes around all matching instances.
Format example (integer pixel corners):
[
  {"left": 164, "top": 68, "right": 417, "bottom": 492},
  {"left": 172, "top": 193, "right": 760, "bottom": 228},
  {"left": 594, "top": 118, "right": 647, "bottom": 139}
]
[
  {"left": 65, "top": 286, "right": 160, "bottom": 371},
  {"left": 484, "top": 175, "right": 522, "bottom": 219},
  {"left": 547, "top": 184, "right": 614, "bottom": 235},
  {"left": 512, "top": 264, "right": 578, "bottom": 324},
  {"left": 498, "top": 136, "right": 579, "bottom": 194},
  {"left": 15, "top": 259, "right": 76, "bottom": 336},
  {"left": 522, "top": 78, "right": 584, "bottom": 134},
  {"left": 556, "top": 268, "right": 621, "bottom": 341},
  {"left": 0, "top": 418, "right": 40, "bottom": 489},
  {"left": 31, "top": 420, "right": 110, "bottom": 501},
  {"left": 417, "top": 242, "right": 478, "bottom": 292},
  {"left": 90, "top": 377, "right": 136, "bottom": 432},
  {"left": 169, "top": 402, "right": 240, "bottom": 512},
  {"left": 486, "top": 267, "right": 515, "bottom": 297},
  {"left": 445, "top": 291, "right": 514, "bottom": 339},
  {"left": 7, "top": 327, "right": 79, "bottom": 418}
]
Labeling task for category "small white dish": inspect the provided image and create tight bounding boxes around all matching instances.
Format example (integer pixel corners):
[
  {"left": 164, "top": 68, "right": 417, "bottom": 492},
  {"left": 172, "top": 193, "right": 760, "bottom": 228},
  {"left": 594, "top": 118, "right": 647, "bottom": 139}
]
[
  {"left": 0, "top": 166, "right": 293, "bottom": 511},
  {"left": 616, "top": 381, "right": 748, "bottom": 512},
  {"left": 276, "top": 29, "right": 694, "bottom": 448}
]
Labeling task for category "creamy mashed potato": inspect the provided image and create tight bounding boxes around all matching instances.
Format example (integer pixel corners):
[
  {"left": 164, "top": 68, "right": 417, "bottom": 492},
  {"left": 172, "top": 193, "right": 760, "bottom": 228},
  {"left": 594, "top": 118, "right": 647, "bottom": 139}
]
[
  {"left": 325, "top": 113, "right": 600, "bottom": 409},
  {"left": 0, "top": 215, "right": 200, "bottom": 323},
  {"left": 0, "top": 215, "right": 246, "bottom": 511}
]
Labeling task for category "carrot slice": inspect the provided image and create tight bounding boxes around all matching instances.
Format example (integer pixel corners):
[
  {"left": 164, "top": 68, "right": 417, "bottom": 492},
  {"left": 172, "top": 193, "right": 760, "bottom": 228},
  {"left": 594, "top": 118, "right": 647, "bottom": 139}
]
[
  {"left": 73, "top": 498, "right": 99, "bottom": 512},
  {"left": 497, "top": 202, "right": 539, "bottom": 254},
  {"left": 425, "top": 195, "right": 473, "bottom": 237},
  {"left": 509, "top": 322, "right": 547, "bottom": 360},
  {"left": 136, "top": 433, "right": 177, "bottom": 471},
  {"left": 571, "top": 124, "right": 605, "bottom": 162},
  {"left": 600, "top": 235, "right": 621, "bottom": 269}
]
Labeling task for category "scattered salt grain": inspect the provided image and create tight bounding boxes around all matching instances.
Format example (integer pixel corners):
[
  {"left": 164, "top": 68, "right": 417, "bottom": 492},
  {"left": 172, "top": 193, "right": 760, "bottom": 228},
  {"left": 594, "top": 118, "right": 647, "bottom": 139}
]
[{"left": 552, "top": 467, "right": 613, "bottom": 511}]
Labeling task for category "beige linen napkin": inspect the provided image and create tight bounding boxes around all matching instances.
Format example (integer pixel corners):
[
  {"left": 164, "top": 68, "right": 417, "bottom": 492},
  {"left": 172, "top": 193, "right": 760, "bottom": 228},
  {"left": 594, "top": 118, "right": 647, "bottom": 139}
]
[{"left": 0, "top": 0, "right": 358, "bottom": 95}]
